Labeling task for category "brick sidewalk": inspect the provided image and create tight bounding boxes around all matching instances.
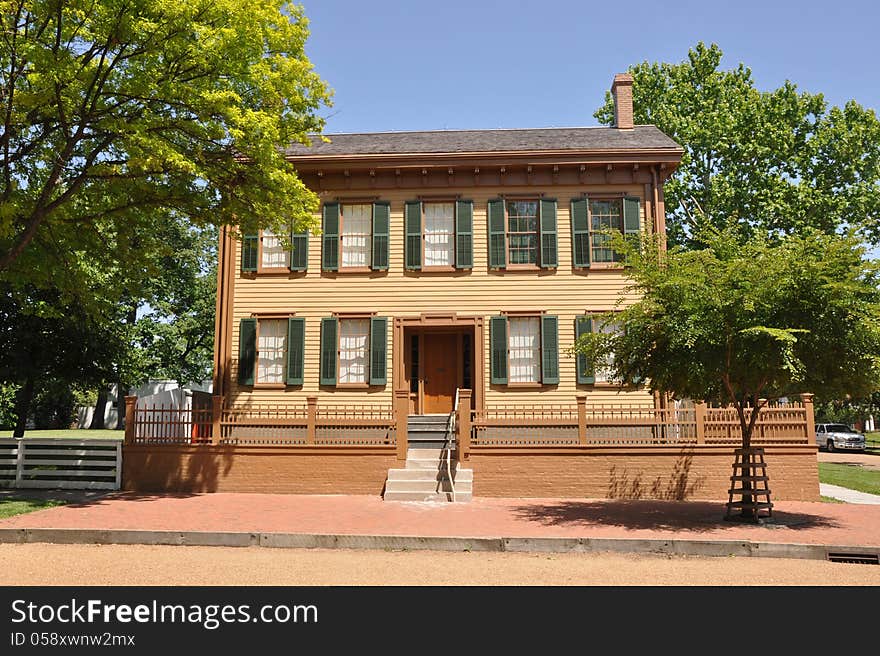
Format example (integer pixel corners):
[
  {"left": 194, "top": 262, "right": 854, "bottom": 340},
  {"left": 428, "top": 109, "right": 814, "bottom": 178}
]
[{"left": 2, "top": 493, "right": 879, "bottom": 548}]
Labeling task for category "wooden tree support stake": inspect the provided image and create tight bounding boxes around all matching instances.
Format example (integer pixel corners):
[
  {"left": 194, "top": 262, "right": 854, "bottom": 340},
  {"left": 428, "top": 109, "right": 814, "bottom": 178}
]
[{"left": 725, "top": 447, "right": 773, "bottom": 523}]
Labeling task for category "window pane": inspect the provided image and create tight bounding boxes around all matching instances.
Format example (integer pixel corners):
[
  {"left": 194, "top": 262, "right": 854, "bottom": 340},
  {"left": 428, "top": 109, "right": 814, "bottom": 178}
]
[
  {"left": 424, "top": 202, "right": 454, "bottom": 267},
  {"left": 593, "top": 318, "right": 620, "bottom": 383},
  {"left": 508, "top": 317, "right": 540, "bottom": 383},
  {"left": 261, "top": 231, "right": 289, "bottom": 269},
  {"left": 341, "top": 204, "right": 371, "bottom": 268},
  {"left": 339, "top": 319, "right": 370, "bottom": 384},
  {"left": 590, "top": 200, "right": 622, "bottom": 263},
  {"left": 256, "top": 319, "right": 287, "bottom": 384},
  {"left": 507, "top": 201, "right": 538, "bottom": 265}
]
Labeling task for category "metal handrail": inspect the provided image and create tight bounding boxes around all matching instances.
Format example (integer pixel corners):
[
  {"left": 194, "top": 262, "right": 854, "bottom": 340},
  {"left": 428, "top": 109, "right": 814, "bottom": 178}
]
[{"left": 445, "top": 388, "right": 460, "bottom": 502}]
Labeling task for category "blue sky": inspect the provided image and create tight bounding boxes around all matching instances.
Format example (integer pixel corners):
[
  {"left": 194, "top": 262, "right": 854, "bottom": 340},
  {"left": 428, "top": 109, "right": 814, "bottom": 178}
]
[{"left": 300, "top": 0, "right": 880, "bottom": 133}]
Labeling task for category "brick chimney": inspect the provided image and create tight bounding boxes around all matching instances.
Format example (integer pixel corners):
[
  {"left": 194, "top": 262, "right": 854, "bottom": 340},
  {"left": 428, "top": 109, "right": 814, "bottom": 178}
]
[{"left": 611, "top": 73, "right": 634, "bottom": 130}]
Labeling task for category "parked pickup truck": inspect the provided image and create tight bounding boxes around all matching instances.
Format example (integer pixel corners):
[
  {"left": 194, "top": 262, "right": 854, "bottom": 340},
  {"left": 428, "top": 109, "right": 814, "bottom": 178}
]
[{"left": 815, "top": 423, "right": 866, "bottom": 452}]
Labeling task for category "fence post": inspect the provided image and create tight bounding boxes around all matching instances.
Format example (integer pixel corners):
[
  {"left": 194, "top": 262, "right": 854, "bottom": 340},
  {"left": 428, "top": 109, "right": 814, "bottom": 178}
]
[
  {"left": 801, "top": 393, "right": 815, "bottom": 445},
  {"left": 211, "top": 395, "right": 223, "bottom": 446},
  {"left": 306, "top": 396, "right": 318, "bottom": 444},
  {"left": 124, "top": 396, "right": 137, "bottom": 446},
  {"left": 395, "top": 390, "right": 409, "bottom": 461},
  {"left": 695, "top": 401, "right": 707, "bottom": 445},
  {"left": 576, "top": 395, "right": 587, "bottom": 445},
  {"left": 457, "top": 389, "right": 472, "bottom": 461}
]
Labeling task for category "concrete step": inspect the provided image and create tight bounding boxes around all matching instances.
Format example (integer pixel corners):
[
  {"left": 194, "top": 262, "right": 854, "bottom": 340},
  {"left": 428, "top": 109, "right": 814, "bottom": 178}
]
[
  {"left": 406, "top": 448, "right": 452, "bottom": 459},
  {"left": 408, "top": 414, "right": 450, "bottom": 424},
  {"left": 387, "top": 467, "right": 472, "bottom": 482},
  {"left": 407, "top": 429, "right": 451, "bottom": 439},
  {"left": 383, "top": 490, "right": 473, "bottom": 503},
  {"left": 385, "top": 479, "right": 472, "bottom": 494}
]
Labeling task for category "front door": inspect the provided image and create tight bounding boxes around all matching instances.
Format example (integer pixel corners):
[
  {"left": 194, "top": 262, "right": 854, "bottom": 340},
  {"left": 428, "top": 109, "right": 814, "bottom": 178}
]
[{"left": 423, "top": 333, "right": 458, "bottom": 414}]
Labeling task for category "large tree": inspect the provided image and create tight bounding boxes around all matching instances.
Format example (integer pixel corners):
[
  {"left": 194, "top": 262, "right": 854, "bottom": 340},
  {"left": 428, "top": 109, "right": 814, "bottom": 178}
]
[
  {"left": 595, "top": 43, "right": 880, "bottom": 247},
  {"left": 575, "top": 228, "right": 880, "bottom": 519},
  {"left": 1, "top": 0, "right": 331, "bottom": 290}
]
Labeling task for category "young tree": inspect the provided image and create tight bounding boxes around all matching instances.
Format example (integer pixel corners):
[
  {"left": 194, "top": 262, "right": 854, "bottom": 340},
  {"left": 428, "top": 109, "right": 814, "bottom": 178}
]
[
  {"left": 574, "top": 228, "right": 880, "bottom": 519},
  {"left": 595, "top": 43, "right": 880, "bottom": 247},
  {"left": 1, "top": 0, "right": 331, "bottom": 290}
]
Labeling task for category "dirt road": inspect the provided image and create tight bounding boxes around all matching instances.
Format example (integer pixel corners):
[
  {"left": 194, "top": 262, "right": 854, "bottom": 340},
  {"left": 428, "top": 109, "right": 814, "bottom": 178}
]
[{"left": 1, "top": 543, "right": 878, "bottom": 585}]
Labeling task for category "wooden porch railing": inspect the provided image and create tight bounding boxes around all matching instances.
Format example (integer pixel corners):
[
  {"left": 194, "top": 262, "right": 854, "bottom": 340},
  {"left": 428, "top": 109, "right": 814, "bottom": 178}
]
[{"left": 124, "top": 393, "right": 815, "bottom": 451}]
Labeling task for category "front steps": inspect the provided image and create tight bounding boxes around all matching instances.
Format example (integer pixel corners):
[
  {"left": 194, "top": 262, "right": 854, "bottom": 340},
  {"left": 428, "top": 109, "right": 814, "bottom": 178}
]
[{"left": 384, "top": 414, "right": 473, "bottom": 501}]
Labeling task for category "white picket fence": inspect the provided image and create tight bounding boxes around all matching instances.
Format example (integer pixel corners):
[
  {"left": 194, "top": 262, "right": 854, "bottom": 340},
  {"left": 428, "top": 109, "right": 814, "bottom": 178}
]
[{"left": 0, "top": 439, "right": 121, "bottom": 490}]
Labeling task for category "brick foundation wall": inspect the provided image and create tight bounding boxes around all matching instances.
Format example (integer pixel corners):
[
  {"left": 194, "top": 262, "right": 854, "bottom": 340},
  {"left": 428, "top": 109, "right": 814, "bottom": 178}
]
[
  {"left": 124, "top": 445, "right": 819, "bottom": 500},
  {"left": 468, "top": 446, "right": 820, "bottom": 501},
  {"left": 123, "top": 446, "right": 398, "bottom": 494}
]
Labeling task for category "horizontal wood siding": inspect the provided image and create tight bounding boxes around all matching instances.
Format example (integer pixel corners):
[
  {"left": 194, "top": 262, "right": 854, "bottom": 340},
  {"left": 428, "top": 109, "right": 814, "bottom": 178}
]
[{"left": 229, "top": 184, "right": 652, "bottom": 409}]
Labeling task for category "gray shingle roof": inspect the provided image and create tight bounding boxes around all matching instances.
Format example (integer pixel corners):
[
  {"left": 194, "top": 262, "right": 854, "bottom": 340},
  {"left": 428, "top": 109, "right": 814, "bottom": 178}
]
[{"left": 284, "top": 125, "right": 681, "bottom": 157}]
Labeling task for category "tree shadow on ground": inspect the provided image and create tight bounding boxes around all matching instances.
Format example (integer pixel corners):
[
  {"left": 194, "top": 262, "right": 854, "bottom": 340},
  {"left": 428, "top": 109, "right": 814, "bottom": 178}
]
[{"left": 510, "top": 500, "right": 841, "bottom": 533}]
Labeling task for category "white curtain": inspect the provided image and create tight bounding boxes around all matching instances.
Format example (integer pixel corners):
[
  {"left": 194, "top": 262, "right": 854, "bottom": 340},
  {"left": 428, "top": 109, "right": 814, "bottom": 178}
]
[
  {"left": 424, "top": 202, "right": 454, "bottom": 267},
  {"left": 339, "top": 319, "right": 370, "bottom": 384},
  {"left": 593, "top": 319, "right": 620, "bottom": 383},
  {"left": 261, "top": 231, "right": 289, "bottom": 269},
  {"left": 256, "top": 319, "right": 287, "bottom": 384},
  {"left": 341, "top": 204, "right": 371, "bottom": 268},
  {"left": 508, "top": 317, "right": 541, "bottom": 383}
]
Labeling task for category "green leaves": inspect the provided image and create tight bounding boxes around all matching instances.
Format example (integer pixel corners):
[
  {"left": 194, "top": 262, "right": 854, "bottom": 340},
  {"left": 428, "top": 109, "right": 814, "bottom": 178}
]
[
  {"left": 572, "top": 228, "right": 880, "bottom": 411},
  {"left": 595, "top": 42, "right": 880, "bottom": 247},
  {"left": 0, "top": 0, "right": 332, "bottom": 284}
]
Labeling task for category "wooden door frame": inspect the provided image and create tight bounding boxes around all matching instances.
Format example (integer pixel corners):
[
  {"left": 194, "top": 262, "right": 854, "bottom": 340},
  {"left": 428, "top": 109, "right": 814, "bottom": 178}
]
[{"left": 393, "top": 313, "right": 484, "bottom": 415}]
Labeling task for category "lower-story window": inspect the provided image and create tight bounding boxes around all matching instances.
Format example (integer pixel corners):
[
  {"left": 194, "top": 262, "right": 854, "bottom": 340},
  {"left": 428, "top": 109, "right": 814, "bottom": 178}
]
[
  {"left": 508, "top": 317, "right": 541, "bottom": 383},
  {"left": 490, "top": 313, "right": 559, "bottom": 386},
  {"left": 339, "top": 318, "right": 370, "bottom": 384},
  {"left": 256, "top": 318, "right": 288, "bottom": 384}
]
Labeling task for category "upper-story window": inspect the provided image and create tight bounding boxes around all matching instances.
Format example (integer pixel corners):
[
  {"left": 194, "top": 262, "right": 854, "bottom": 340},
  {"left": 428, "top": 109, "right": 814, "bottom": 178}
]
[
  {"left": 423, "top": 202, "right": 455, "bottom": 267},
  {"left": 590, "top": 199, "right": 623, "bottom": 263},
  {"left": 507, "top": 201, "right": 539, "bottom": 266},
  {"left": 261, "top": 231, "right": 290, "bottom": 269},
  {"left": 405, "top": 199, "right": 473, "bottom": 271},
  {"left": 488, "top": 198, "right": 557, "bottom": 270},
  {"left": 340, "top": 204, "right": 372, "bottom": 268},
  {"left": 571, "top": 196, "right": 641, "bottom": 268},
  {"left": 322, "top": 201, "right": 390, "bottom": 272}
]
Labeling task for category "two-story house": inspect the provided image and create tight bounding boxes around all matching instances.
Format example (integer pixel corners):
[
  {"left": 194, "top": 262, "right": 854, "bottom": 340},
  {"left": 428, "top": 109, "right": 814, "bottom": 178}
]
[{"left": 123, "top": 74, "right": 820, "bottom": 502}]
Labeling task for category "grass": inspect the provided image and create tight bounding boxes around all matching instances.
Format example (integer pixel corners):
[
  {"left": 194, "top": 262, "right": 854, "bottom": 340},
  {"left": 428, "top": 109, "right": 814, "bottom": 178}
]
[
  {"left": 864, "top": 431, "right": 880, "bottom": 452},
  {"left": 818, "top": 462, "right": 880, "bottom": 496},
  {"left": 820, "top": 495, "right": 845, "bottom": 503},
  {"left": 0, "top": 429, "right": 123, "bottom": 440},
  {"left": 0, "top": 498, "right": 66, "bottom": 519}
]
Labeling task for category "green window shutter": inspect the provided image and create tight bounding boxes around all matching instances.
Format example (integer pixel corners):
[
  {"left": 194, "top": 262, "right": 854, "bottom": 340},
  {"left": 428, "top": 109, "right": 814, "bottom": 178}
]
[
  {"left": 369, "top": 316, "right": 388, "bottom": 386},
  {"left": 570, "top": 198, "right": 591, "bottom": 268},
  {"left": 404, "top": 201, "right": 422, "bottom": 270},
  {"left": 455, "top": 200, "right": 473, "bottom": 269},
  {"left": 487, "top": 199, "right": 506, "bottom": 269},
  {"left": 575, "top": 316, "right": 594, "bottom": 384},
  {"left": 490, "top": 315, "right": 508, "bottom": 385},
  {"left": 372, "top": 202, "right": 390, "bottom": 271},
  {"left": 541, "top": 315, "right": 559, "bottom": 384},
  {"left": 290, "top": 230, "right": 308, "bottom": 271},
  {"left": 237, "top": 318, "right": 257, "bottom": 385},
  {"left": 623, "top": 197, "right": 641, "bottom": 234},
  {"left": 241, "top": 234, "right": 258, "bottom": 272},
  {"left": 539, "top": 198, "right": 558, "bottom": 268},
  {"left": 286, "top": 317, "right": 305, "bottom": 385},
  {"left": 322, "top": 203, "right": 339, "bottom": 271},
  {"left": 319, "top": 317, "right": 338, "bottom": 386}
]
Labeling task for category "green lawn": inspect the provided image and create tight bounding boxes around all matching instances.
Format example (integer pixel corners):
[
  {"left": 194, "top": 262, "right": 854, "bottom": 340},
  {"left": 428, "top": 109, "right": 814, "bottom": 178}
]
[
  {"left": 865, "top": 432, "right": 880, "bottom": 452},
  {"left": 818, "top": 462, "right": 880, "bottom": 496},
  {"left": 0, "top": 429, "right": 123, "bottom": 440},
  {"left": 0, "top": 498, "right": 66, "bottom": 519}
]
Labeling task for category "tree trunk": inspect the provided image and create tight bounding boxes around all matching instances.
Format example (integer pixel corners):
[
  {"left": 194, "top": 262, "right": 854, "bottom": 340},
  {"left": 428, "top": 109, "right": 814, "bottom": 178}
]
[
  {"left": 12, "top": 376, "right": 34, "bottom": 438},
  {"left": 90, "top": 388, "right": 107, "bottom": 430}
]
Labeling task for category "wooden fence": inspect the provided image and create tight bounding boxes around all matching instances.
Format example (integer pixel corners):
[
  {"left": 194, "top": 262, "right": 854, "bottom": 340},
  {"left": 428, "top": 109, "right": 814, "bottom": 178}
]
[{"left": 0, "top": 439, "right": 122, "bottom": 490}]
